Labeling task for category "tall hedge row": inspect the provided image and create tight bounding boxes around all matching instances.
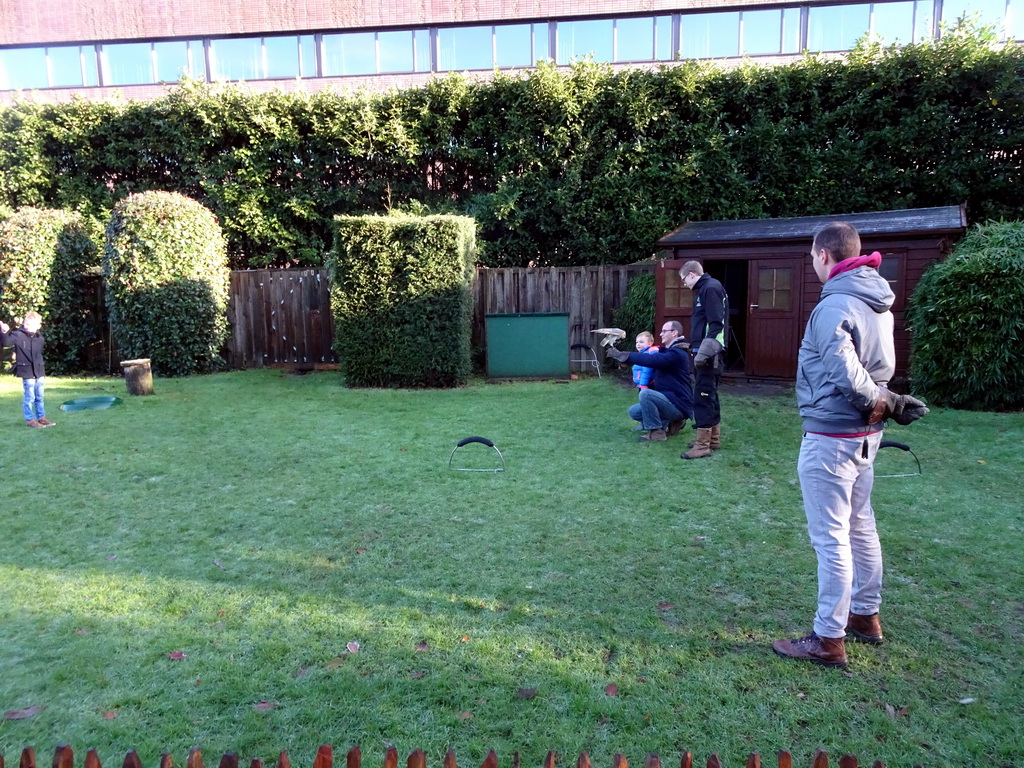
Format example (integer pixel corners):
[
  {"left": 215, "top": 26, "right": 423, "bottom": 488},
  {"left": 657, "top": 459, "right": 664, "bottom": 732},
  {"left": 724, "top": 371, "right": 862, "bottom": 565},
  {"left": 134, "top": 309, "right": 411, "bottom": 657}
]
[
  {"left": 103, "top": 191, "right": 230, "bottom": 376},
  {"left": 328, "top": 214, "right": 475, "bottom": 388},
  {"left": 2, "top": 27, "right": 1023, "bottom": 269},
  {"left": 0, "top": 207, "right": 101, "bottom": 373},
  {"left": 908, "top": 221, "right": 1024, "bottom": 410}
]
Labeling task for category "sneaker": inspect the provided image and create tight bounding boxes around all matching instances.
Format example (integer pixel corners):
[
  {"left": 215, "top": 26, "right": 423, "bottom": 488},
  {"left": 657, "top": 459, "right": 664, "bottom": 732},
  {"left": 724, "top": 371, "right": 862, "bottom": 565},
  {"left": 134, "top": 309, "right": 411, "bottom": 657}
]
[
  {"left": 38, "top": 418, "right": 56, "bottom": 427},
  {"left": 846, "top": 612, "right": 884, "bottom": 645},
  {"left": 26, "top": 419, "right": 43, "bottom": 428},
  {"left": 639, "top": 429, "right": 667, "bottom": 442},
  {"left": 772, "top": 631, "right": 848, "bottom": 668}
]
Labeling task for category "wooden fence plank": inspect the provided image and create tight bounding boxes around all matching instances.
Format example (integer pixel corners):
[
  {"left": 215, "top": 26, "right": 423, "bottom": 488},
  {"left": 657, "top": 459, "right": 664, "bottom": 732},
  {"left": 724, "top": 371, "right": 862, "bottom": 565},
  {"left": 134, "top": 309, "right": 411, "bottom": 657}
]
[
  {"left": 53, "top": 746, "right": 74, "bottom": 768},
  {"left": 1, "top": 747, "right": 912, "bottom": 768}
]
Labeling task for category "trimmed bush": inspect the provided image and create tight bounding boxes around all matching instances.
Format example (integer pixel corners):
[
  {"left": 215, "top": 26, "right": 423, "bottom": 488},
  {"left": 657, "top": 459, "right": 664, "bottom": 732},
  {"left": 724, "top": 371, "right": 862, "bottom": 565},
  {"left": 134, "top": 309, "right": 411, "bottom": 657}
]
[
  {"left": 0, "top": 207, "right": 101, "bottom": 373},
  {"left": 908, "top": 220, "right": 1024, "bottom": 410},
  {"left": 104, "top": 191, "right": 229, "bottom": 376},
  {"left": 328, "top": 214, "right": 475, "bottom": 388}
]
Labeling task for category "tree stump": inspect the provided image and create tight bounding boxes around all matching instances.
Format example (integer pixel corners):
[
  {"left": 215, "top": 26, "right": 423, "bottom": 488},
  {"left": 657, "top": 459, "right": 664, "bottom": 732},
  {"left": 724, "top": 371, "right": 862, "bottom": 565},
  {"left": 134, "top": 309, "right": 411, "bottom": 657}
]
[{"left": 121, "top": 358, "right": 154, "bottom": 396}]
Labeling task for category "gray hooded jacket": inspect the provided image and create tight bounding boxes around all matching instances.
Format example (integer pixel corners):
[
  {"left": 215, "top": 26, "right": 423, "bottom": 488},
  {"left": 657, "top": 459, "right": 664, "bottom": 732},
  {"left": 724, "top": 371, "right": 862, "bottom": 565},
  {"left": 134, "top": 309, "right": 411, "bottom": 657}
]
[{"left": 797, "top": 265, "right": 896, "bottom": 434}]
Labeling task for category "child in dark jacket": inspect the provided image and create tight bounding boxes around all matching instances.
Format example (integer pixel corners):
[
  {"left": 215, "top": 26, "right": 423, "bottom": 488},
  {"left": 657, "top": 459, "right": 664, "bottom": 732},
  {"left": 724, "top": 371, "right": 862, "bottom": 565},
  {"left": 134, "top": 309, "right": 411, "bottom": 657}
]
[{"left": 0, "top": 311, "right": 55, "bottom": 428}]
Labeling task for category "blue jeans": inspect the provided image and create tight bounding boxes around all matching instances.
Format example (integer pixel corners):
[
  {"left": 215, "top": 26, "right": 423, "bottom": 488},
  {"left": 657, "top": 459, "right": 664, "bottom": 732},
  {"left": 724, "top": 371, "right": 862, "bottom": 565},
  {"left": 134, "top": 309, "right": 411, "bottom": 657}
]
[
  {"left": 628, "top": 388, "right": 683, "bottom": 431},
  {"left": 22, "top": 377, "right": 46, "bottom": 421},
  {"left": 798, "top": 431, "right": 883, "bottom": 639}
]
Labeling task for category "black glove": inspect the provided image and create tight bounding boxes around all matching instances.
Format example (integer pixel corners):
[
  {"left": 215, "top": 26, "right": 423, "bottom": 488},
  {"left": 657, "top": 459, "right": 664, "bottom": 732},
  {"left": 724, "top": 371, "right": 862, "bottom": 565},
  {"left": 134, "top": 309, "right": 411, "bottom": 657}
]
[
  {"left": 867, "top": 388, "right": 929, "bottom": 426},
  {"left": 693, "top": 337, "right": 722, "bottom": 369},
  {"left": 605, "top": 347, "right": 629, "bottom": 362}
]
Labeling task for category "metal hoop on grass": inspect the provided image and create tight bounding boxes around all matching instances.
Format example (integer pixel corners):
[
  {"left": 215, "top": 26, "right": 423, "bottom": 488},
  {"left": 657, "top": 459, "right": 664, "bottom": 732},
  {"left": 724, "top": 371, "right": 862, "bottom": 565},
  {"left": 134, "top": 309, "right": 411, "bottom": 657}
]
[
  {"left": 449, "top": 436, "right": 505, "bottom": 472},
  {"left": 877, "top": 439, "right": 922, "bottom": 478}
]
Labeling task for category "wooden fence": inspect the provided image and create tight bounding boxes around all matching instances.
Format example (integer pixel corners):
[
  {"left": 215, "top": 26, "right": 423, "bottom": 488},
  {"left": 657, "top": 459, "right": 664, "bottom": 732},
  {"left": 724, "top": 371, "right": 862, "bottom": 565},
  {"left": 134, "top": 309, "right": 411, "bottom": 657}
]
[
  {"left": 84, "top": 265, "right": 655, "bottom": 373},
  {"left": 4, "top": 744, "right": 914, "bottom": 768},
  {"left": 470, "top": 266, "right": 655, "bottom": 368},
  {"left": 226, "top": 269, "right": 337, "bottom": 370}
]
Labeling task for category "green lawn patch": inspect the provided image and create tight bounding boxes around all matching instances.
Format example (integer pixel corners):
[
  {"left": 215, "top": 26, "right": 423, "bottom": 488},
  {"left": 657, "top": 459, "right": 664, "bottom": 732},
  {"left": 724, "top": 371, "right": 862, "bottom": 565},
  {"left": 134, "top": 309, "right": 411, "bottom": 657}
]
[{"left": 1, "top": 371, "right": 1021, "bottom": 766}]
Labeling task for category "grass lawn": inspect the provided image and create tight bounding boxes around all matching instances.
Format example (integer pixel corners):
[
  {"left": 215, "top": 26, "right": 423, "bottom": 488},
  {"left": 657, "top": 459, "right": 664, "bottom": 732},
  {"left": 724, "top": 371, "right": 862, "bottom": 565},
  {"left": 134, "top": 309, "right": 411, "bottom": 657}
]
[{"left": 1, "top": 370, "right": 1021, "bottom": 767}]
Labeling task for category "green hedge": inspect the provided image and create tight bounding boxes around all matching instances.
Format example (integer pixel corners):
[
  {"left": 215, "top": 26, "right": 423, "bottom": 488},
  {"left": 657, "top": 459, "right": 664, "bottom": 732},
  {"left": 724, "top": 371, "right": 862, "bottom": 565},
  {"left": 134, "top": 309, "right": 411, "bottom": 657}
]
[
  {"left": 908, "top": 220, "right": 1024, "bottom": 410},
  {"left": 2, "top": 26, "right": 1023, "bottom": 268},
  {"left": 328, "top": 214, "right": 475, "bottom": 388},
  {"left": 612, "top": 273, "right": 657, "bottom": 353},
  {"left": 0, "top": 206, "right": 101, "bottom": 373},
  {"left": 103, "top": 191, "right": 229, "bottom": 376}
]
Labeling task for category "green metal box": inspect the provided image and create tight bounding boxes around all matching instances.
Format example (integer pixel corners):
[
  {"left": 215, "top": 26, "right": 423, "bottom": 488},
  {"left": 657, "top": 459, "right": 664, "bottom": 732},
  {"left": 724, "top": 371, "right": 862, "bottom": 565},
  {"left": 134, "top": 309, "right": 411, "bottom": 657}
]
[{"left": 485, "top": 312, "right": 569, "bottom": 378}]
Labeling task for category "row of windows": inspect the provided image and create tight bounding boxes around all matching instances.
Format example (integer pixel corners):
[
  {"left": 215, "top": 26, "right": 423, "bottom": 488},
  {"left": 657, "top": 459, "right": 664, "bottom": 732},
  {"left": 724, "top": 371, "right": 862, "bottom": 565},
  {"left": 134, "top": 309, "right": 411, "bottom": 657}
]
[{"left": 0, "top": 0, "right": 1016, "bottom": 91}]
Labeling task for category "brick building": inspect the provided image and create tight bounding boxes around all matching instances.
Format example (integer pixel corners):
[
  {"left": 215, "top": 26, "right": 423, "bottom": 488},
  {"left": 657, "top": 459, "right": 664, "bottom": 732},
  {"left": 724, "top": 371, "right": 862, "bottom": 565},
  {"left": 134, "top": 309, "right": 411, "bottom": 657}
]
[{"left": 1, "top": 0, "right": 1015, "bottom": 102}]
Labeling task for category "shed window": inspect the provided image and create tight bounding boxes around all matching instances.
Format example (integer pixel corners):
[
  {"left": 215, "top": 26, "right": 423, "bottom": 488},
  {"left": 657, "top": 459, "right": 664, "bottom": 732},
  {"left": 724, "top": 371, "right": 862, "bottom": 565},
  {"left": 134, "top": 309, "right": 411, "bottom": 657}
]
[
  {"left": 877, "top": 251, "right": 904, "bottom": 304},
  {"left": 664, "top": 269, "right": 693, "bottom": 310},
  {"left": 757, "top": 266, "right": 793, "bottom": 310}
]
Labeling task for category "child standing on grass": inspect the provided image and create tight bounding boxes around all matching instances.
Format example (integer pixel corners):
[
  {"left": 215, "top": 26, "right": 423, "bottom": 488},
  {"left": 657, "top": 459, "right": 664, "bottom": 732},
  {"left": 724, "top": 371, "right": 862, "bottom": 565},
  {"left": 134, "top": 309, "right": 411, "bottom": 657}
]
[
  {"left": 0, "top": 311, "right": 55, "bottom": 428},
  {"left": 632, "top": 331, "right": 659, "bottom": 390}
]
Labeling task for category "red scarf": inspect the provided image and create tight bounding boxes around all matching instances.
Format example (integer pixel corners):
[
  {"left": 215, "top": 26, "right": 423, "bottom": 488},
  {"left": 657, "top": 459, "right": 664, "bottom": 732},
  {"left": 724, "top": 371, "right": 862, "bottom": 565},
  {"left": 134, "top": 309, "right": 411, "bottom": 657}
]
[{"left": 828, "top": 251, "right": 883, "bottom": 281}]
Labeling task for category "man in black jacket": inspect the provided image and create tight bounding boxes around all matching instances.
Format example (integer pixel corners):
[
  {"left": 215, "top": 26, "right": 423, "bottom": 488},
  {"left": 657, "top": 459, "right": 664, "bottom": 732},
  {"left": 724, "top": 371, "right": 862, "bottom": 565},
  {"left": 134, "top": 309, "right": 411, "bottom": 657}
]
[
  {"left": 679, "top": 260, "right": 728, "bottom": 459},
  {"left": 1, "top": 311, "right": 54, "bottom": 428},
  {"left": 606, "top": 321, "right": 693, "bottom": 442}
]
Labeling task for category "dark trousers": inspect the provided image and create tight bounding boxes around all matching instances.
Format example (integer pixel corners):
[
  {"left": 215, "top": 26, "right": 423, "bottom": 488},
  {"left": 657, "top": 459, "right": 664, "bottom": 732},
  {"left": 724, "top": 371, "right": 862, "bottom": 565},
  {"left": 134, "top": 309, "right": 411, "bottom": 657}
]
[{"left": 692, "top": 358, "right": 722, "bottom": 428}]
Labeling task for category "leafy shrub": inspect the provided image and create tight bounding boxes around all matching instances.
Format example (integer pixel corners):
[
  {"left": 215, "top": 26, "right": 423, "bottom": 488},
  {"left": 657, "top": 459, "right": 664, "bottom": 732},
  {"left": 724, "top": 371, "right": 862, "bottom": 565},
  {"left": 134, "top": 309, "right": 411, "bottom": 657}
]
[
  {"left": 0, "top": 207, "right": 101, "bottom": 373},
  {"left": 908, "top": 220, "right": 1024, "bottom": 409},
  {"left": 328, "top": 214, "right": 475, "bottom": 388},
  {"left": 103, "top": 191, "right": 229, "bottom": 376},
  {"left": 612, "top": 272, "right": 657, "bottom": 348}
]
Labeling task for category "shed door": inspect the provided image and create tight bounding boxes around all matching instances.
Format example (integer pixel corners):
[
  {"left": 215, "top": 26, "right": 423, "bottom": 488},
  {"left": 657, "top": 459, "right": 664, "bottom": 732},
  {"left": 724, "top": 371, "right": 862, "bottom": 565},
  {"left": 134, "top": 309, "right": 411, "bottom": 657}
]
[{"left": 747, "top": 259, "right": 802, "bottom": 378}]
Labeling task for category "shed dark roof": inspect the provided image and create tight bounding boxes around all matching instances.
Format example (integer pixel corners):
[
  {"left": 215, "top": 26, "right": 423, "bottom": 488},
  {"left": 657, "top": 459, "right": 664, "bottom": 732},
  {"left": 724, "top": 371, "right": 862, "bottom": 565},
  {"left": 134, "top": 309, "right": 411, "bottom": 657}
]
[{"left": 657, "top": 205, "right": 967, "bottom": 246}]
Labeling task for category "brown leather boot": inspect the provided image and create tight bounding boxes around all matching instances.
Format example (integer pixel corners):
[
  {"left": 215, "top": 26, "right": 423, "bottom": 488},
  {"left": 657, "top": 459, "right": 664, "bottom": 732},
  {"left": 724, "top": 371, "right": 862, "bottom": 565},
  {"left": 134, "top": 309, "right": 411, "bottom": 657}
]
[
  {"left": 846, "top": 612, "right": 884, "bottom": 645},
  {"left": 710, "top": 423, "right": 721, "bottom": 450},
  {"left": 640, "top": 429, "right": 667, "bottom": 442},
  {"left": 667, "top": 419, "right": 686, "bottom": 437},
  {"left": 772, "top": 632, "right": 848, "bottom": 668},
  {"left": 681, "top": 427, "right": 713, "bottom": 459}
]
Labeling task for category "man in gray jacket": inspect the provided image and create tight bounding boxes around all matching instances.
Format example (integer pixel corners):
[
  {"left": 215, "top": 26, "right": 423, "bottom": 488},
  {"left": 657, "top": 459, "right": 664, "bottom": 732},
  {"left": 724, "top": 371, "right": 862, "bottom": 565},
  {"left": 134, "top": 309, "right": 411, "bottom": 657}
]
[{"left": 772, "top": 222, "right": 927, "bottom": 669}]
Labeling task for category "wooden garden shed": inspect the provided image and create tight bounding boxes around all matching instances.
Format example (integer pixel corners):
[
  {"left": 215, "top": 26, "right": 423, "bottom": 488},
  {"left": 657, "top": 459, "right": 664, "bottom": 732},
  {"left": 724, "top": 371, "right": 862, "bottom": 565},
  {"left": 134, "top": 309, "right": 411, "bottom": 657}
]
[{"left": 654, "top": 205, "right": 967, "bottom": 385}]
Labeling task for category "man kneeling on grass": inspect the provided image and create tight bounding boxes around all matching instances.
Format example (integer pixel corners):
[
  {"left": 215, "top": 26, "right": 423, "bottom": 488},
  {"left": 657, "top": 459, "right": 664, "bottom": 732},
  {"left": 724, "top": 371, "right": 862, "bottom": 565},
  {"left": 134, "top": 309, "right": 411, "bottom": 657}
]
[
  {"left": 606, "top": 321, "right": 693, "bottom": 442},
  {"left": 772, "top": 222, "right": 927, "bottom": 669}
]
